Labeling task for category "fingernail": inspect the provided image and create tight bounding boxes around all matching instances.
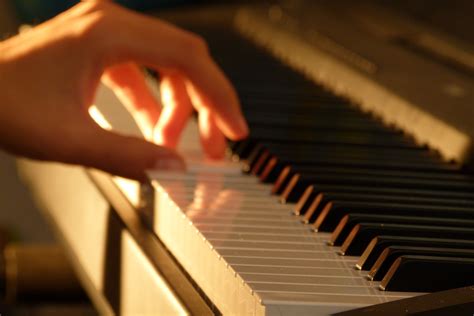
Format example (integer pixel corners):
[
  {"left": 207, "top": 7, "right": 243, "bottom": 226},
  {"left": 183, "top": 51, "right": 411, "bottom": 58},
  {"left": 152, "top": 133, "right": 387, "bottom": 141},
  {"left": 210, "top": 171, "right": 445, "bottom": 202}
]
[{"left": 237, "top": 117, "right": 250, "bottom": 139}]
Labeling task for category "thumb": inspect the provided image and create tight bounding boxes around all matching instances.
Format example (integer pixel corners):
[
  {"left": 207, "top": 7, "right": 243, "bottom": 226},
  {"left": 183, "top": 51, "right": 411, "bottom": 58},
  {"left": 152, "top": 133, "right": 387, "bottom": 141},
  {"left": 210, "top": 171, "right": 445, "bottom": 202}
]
[{"left": 76, "top": 126, "right": 185, "bottom": 181}]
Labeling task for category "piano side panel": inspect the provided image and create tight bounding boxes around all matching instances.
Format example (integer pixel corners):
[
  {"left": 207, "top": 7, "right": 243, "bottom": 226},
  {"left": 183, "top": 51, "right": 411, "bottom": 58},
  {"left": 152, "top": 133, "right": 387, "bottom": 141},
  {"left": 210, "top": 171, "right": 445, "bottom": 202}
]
[{"left": 17, "top": 160, "right": 189, "bottom": 315}]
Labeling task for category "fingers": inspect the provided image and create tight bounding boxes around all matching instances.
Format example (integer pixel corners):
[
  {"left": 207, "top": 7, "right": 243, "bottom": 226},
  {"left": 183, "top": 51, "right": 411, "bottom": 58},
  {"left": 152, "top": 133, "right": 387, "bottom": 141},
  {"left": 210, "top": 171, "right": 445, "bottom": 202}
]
[
  {"left": 76, "top": 124, "right": 185, "bottom": 181},
  {"left": 83, "top": 2, "right": 249, "bottom": 140},
  {"left": 102, "top": 63, "right": 161, "bottom": 139},
  {"left": 198, "top": 108, "right": 226, "bottom": 159},
  {"left": 155, "top": 73, "right": 226, "bottom": 158},
  {"left": 154, "top": 73, "right": 193, "bottom": 148},
  {"left": 182, "top": 56, "right": 249, "bottom": 141}
]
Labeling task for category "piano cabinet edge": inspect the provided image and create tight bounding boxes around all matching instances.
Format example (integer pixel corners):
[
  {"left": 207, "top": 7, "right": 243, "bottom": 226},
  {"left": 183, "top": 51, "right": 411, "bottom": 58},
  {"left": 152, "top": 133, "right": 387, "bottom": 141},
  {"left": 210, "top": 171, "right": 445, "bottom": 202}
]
[{"left": 15, "top": 158, "right": 209, "bottom": 316}]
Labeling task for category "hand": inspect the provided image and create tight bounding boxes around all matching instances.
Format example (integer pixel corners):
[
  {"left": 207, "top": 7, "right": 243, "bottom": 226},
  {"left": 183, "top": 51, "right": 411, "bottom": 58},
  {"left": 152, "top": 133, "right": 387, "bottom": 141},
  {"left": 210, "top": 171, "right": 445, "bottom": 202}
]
[{"left": 0, "top": 1, "right": 248, "bottom": 181}]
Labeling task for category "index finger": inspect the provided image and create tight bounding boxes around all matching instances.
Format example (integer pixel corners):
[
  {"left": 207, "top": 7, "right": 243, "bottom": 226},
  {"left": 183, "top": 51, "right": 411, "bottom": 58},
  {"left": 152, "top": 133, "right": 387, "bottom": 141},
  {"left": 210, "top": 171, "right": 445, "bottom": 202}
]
[{"left": 87, "top": 2, "right": 249, "bottom": 140}]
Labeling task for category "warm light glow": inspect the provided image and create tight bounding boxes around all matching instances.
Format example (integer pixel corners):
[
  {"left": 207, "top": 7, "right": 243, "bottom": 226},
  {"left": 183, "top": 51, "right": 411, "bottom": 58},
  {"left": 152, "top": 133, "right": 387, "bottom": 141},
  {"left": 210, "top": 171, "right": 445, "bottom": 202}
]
[
  {"left": 88, "top": 105, "right": 112, "bottom": 130},
  {"left": 114, "top": 177, "right": 140, "bottom": 208},
  {"left": 121, "top": 232, "right": 188, "bottom": 315},
  {"left": 153, "top": 82, "right": 173, "bottom": 145},
  {"left": 89, "top": 105, "right": 143, "bottom": 207},
  {"left": 160, "top": 81, "right": 174, "bottom": 106}
]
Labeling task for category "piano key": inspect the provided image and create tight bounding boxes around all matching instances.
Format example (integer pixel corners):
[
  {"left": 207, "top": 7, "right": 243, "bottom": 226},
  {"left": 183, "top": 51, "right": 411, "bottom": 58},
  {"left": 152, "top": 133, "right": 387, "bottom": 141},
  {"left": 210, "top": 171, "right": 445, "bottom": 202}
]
[
  {"left": 226, "top": 257, "right": 358, "bottom": 269},
  {"left": 330, "top": 214, "right": 474, "bottom": 246},
  {"left": 241, "top": 273, "right": 367, "bottom": 287},
  {"left": 194, "top": 218, "right": 304, "bottom": 229},
  {"left": 231, "top": 138, "right": 257, "bottom": 160},
  {"left": 234, "top": 136, "right": 422, "bottom": 165},
  {"left": 274, "top": 164, "right": 465, "bottom": 195},
  {"left": 293, "top": 184, "right": 474, "bottom": 216},
  {"left": 203, "top": 231, "right": 326, "bottom": 245},
  {"left": 218, "top": 248, "right": 342, "bottom": 260},
  {"left": 249, "top": 142, "right": 436, "bottom": 160},
  {"left": 340, "top": 223, "right": 474, "bottom": 256},
  {"left": 304, "top": 192, "right": 474, "bottom": 225},
  {"left": 240, "top": 97, "right": 352, "bottom": 110},
  {"left": 368, "top": 246, "right": 474, "bottom": 281},
  {"left": 245, "top": 115, "right": 388, "bottom": 131},
  {"left": 380, "top": 255, "right": 474, "bottom": 292},
  {"left": 266, "top": 158, "right": 456, "bottom": 188},
  {"left": 232, "top": 264, "right": 361, "bottom": 278},
  {"left": 243, "top": 143, "right": 266, "bottom": 172},
  {"left": 257, "top": 145, "right": 441, "bottom": 169},
  {"left": 245, "top": 145, "right": 440, "bottom": 177},
  {"left": 312, "top": 201, "right": 474, "bottom": 232},
  {"left": 258, "top": 291, "right": 414, "bottom": 312},
  {"left": 239, "top": 90, "right": 351, "bottom": 103},
  {"left": 247, "top": 126, "right": 415, "bottom": 147},
  {"left": 250, "top": 149, "right": 272, "bottom": 175},
  {"left": 356, "top": 236, "right": 474, "bottom": 271},
  {"left": 249, "top": 283, "right": 392, "bottom": 296},
  {"left": 195, "top": 224, "right": 310, "bottom": 236},
  {"left": 210, "top": 239, "right": 330, "bottom": 252},
  {"left": 333, "top": 285, "right": 474, "bottom": 316},
  {"left": 282, "top": 172, "right": 474, "bottom": 203},
  {"left": 276, "top": 164, "right": 470, "bottom": 184}
]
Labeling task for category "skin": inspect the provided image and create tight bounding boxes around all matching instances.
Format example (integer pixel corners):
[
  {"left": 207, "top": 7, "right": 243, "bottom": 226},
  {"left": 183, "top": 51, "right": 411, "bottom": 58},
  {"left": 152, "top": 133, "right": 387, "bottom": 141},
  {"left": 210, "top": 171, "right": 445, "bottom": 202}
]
[{"left": 0, "top": 1, "right": 249, "bottom": 181}]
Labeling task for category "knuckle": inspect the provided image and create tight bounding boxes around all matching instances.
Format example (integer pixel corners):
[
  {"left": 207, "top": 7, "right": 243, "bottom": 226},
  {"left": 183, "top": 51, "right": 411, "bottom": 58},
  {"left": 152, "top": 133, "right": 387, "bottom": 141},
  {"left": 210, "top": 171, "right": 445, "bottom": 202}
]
[
  {"left": 182, "top": 34, "right": 209, "bottom": 55},
  {"left": 75, "top": 10, "right": 109, "bottom": 43},
  {"left": 80, "top": 0, "right": 109, "bottom": 12},
  {"left": 73, "top": 1, "right": 117, "bottom": 40}
]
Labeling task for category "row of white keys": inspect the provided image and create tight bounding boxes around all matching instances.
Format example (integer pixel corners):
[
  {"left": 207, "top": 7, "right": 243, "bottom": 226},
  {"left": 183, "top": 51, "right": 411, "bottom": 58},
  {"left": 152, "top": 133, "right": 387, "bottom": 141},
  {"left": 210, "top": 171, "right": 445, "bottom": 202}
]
[
  {"left": 145, "top": 122, "right": 418, "bottom": 315},
  {"left": 147, "top": 165, "right": 421, "bottom": 315}
]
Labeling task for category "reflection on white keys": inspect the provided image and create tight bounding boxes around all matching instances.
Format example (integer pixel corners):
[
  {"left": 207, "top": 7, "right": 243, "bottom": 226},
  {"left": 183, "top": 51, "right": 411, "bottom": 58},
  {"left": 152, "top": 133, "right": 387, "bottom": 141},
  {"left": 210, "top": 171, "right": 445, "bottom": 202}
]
[{"left": 144, "top": 121, "right": 421, "bottom": 316}]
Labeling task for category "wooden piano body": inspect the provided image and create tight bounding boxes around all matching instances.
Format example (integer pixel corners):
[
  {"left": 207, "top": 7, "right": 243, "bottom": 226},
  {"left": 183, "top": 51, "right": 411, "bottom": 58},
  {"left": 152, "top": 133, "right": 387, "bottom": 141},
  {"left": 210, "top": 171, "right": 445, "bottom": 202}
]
[{"left": 16, "top": 2, "right": 474, "bottom": 315}]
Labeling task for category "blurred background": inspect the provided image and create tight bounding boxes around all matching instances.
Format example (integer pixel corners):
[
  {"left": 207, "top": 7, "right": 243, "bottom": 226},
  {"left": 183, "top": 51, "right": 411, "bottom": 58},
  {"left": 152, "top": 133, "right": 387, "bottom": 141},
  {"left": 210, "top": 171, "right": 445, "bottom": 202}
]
[{"left": 10, "top": 0, "right": 192, "bottom": 24}]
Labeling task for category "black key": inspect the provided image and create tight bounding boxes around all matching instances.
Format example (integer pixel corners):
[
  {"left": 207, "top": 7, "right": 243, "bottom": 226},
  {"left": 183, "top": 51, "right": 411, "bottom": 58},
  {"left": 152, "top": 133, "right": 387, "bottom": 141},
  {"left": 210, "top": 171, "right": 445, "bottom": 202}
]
[
  {"left": 333, "top": 285, "right": 474, "bottom": 316},
  {"left": 264, "top": 157, "right": 456, "bottom": 185},
  {"left": 249, "top": 150, "right": 272, "bottom": 175},
  {"left": 380, "top": 255, "right": 474, "bottom": 292},
  {"left": 245, "top": 113, "right": 386, "bottom": 131},
  {"left": 356, "top": 236, "right": 474, "bottom": 271},
  {"left": 250, "top": 146, "right": 441, "bottom": 177},
  {"left": 245, "top": 142, "right": 439, "bottom": 175},
  {"left": 283, "top": 172, "right": 474, "bottom": 203},
  {"left": 312, "top": 201, "right": 474, "bottom": 232},
  {"left": 293, "top": 184, "right": 474, "bottom": 216},
  {"left": 243, "top": 144, "right": 267, "bottom": 173},
  {"left": 277, "top": 164, "right": 468, "bottom": 184},
  {"left": 369, "top": 246, "right": 474, "bottom": 281},
  {"left": 247, "top": 126, "right": 414, "bottom": 147},
  {"left": 330, "top": 214, "right": 474, "bottom": 246},
  {"left": 232, "top": 138, "right": 258, "bottom": 160},
  {"left": 269, "top": 159, "right": 458, "bottom": 190},
  {"left": 340, "top": 223, "right": 474, "bottom": 256},
  {"left": 304, "top": 193, "right": 474, "bottom": 225}
]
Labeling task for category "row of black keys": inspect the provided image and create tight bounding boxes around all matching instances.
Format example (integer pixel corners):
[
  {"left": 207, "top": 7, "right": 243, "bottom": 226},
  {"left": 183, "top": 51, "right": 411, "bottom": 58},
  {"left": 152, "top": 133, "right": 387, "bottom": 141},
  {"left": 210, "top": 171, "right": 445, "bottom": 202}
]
[
  {"left": 191, "top": 27, "right": 474, "bottom": 294},
  {"left": 230, "top": 137, "right": 474, "bottom": 293}
]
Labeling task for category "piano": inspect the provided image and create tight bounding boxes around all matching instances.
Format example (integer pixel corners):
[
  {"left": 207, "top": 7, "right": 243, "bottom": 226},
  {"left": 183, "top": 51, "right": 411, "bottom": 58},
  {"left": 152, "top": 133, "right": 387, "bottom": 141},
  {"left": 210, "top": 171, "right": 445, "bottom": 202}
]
[{"left": 16, "top": 1, "right": 474, "bottom": 315}]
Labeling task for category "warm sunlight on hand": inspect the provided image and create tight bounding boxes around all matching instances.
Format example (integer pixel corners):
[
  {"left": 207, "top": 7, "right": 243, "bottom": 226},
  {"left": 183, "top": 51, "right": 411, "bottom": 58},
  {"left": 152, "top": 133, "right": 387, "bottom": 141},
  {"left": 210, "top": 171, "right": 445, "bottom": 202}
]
[{"left": 0, "top": 1, "right": 248, "bottom": 181}]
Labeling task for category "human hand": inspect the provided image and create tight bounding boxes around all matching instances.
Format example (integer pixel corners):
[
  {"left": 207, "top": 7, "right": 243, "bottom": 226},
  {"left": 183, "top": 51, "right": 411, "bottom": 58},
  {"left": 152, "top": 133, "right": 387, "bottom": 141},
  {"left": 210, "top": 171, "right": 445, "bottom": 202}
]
[{"left": 0, "top": 1, "right": 248, "bottom": 181}]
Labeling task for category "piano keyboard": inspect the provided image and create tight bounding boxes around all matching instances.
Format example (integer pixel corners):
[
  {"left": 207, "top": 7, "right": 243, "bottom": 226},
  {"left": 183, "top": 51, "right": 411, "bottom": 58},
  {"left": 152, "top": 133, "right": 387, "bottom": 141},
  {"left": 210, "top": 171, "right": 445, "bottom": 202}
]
[{"left": 142, "top": 9, "right": 474, "bottom": 316}]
